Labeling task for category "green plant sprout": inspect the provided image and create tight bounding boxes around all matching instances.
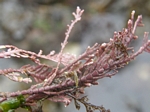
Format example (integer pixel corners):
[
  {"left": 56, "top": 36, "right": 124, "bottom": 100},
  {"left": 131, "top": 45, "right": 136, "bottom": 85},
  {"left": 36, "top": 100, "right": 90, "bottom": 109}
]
[{"left": 0, "top": 95, "right": 30, "bottom": 112}]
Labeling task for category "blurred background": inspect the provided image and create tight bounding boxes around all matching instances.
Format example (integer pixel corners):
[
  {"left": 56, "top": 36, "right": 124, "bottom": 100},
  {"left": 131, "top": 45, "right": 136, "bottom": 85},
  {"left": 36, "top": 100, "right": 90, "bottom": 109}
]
[{"left": 0, "top": 0, "right": 150, "bottom": 112}]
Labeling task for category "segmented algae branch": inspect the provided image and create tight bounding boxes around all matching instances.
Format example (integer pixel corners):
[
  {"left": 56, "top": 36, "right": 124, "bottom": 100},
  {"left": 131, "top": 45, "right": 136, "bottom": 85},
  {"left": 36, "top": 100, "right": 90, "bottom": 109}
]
[{"left": 0, "top": 7, "right": 150, "bottom": 112}]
